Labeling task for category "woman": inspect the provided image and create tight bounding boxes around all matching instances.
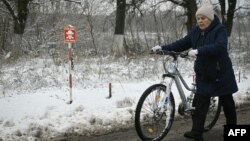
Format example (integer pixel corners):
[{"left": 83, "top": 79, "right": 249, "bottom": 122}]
[{"left": 151, "top": 5, "right": 238, "bottom": 141}]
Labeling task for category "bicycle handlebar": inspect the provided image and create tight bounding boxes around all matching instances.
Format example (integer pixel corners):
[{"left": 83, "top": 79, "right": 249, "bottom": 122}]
[{"left": 150, "top": 50, "right": 189, "bottom": 60}]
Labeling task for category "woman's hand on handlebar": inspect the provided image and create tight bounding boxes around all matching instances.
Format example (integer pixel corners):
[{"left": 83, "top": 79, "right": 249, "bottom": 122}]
[{"left": 150, "top": 45, "right": 162, "bottom": 53}]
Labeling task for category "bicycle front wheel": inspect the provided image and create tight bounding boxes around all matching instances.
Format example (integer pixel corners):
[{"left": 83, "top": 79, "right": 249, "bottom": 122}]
[
  {"left": 204, "top": 96, "right": 221, "bottom": 132},
  {"left": 135, "top": 84, "right": 175, "bottom": 141}
]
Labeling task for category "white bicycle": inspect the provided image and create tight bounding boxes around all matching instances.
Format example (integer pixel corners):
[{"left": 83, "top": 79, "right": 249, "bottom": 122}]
[{"left": 135, "top": 51, "right": 221, "bottom": 141}]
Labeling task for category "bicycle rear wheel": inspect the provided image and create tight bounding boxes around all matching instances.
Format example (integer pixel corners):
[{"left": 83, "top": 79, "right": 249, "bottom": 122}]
[
  {"left": 204, "top": 96, "right": 221, "bottom": 131},
  {"left": 135, "top": 84, "right": 175, "bottom": 141}
]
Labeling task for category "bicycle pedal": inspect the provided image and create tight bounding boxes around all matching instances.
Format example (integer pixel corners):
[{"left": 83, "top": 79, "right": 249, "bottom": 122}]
[{"left": 185, "top": 107, "right": 195, "bottom": 112}]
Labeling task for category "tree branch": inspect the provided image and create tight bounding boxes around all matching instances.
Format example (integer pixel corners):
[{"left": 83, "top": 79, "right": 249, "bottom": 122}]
[
  {"left": 167, "top": 0, "right": 185, "bottom": 7},
  {"left": 1, "top": 0, "right": 17, "bottom": 20},
  {"left": 234, "top": 6, "right": 250, "bottom": 12},
  {"left": 64, "top": 0, "right": 81, "bottom": 5}
]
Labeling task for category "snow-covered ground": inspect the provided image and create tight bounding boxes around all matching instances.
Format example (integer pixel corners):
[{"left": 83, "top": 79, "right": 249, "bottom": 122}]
[{"left": 0, "top": 56, "right": 249, "bottom": 141}]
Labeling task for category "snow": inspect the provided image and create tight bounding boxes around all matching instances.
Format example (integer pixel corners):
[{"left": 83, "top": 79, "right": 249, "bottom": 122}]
[{"left": 0, "top": 56, "right": 250, "bottom": 141}]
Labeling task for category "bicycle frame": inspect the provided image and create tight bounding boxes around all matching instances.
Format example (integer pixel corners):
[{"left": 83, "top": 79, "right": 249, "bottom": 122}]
[
  {"left": 161, "top": 56, "right": 195, "bottom": 112},
  {"left": 135, "top": 51, "right": 222, "bottom": 141}
]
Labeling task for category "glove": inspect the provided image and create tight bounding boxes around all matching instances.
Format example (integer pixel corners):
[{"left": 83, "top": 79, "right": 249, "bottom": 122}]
[
  {"left": 151, "top": 45, "right": 162, "bottom": 53},
  {"left": 188, "top": 49, "right": 198, "bottom": 57}
]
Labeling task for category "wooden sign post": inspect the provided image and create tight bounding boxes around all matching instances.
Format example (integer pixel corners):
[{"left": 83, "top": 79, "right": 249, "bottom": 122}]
[{"left": 64, "top": 25, "right": 76, "bottom": 104}]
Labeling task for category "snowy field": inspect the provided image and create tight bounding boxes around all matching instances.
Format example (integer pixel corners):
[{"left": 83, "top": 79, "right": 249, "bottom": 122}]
[{"left": 0, "top": 56, "right": 249, "bottom": 141}]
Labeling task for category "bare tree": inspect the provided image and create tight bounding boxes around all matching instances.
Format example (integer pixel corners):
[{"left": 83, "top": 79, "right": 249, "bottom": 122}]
[
  {"left": 0, "top": 17, "right": 10, "bottom": 54},
  {"left": 219, "top": 0, "right": 237, "bottom": 36},
  {"left": 152, "top": 0, "right": 238, "bottom": 36},
  {"left": 112, "top": 0, "right": 126, "bottom": 56},
  {"left": 163, "top": 0, "right": 196, "bottom": 32},
  {"left": 112, "top": 0, "right": 146, "bottom": 56},
  {"left": 1, "top": 0, "right": 32, "bottom": 34}
]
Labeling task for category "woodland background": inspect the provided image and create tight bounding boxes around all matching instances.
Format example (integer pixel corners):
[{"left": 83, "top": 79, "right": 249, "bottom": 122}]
[{"left": 0, "top": 0, "right": 249, "bottom": 65}]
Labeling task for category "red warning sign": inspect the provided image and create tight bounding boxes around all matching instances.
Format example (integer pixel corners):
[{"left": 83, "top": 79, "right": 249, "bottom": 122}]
[{"left": 64, "top": 25, "right": 76, "bottom": 43}]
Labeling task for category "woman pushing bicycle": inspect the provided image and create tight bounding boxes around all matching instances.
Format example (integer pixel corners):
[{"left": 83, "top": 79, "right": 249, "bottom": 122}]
[{"left": 151, "top": 5, "right": 238, "bottom": 141}]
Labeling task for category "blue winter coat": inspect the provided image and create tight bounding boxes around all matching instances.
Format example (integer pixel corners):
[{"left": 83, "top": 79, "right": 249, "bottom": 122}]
[{"left": 161, "top": 15, "right": 238, "bottom": 96}]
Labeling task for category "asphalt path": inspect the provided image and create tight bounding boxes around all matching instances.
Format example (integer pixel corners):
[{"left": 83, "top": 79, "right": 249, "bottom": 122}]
[{"left": 57, "top": 104, "right": 250, "bottom": 141}]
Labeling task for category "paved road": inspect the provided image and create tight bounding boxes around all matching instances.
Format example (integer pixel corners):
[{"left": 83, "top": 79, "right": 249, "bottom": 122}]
[{"left": 58, "top": 104, "right": 250, "bottom": 141}]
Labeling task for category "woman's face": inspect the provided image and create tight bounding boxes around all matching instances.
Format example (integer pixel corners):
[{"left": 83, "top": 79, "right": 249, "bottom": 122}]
[{"left": 196, "top": 15, "right": 212, "bottom": 30}]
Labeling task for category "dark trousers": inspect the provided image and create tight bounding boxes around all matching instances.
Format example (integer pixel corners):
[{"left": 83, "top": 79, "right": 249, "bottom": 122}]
[
  {"left": 220, "top": 94, "right": 237, "bottom": 125},
  {"left": 191, "top": 94, "right": 237, "bottom": 134}
]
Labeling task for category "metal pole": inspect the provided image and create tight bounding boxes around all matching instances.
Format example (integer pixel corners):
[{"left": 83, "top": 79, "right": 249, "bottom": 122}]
[
  {"left": 239, "top": 70, "right": 240, "bottom": 83},
  {"left": 68, "top": 43, "right": 73, "bottom": 104},
  {"left": 107, "top": 83, "right": 112, "bottom": 99}
]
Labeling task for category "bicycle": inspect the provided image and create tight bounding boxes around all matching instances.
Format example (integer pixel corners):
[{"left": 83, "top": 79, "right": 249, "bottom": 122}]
[{"left": 135, "top": 51, "right": 221, "bottom": 141}]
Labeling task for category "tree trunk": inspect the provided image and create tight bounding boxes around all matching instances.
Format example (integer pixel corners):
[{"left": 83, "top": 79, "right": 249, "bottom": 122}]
[
  {"left": 15, "top": 0, "right": 30, "bottom": 34},
  {"left": 1, "top": 18, "right": 9, "bottom": 54},
  {"left": 2, "top": 0, "right": 30, "bottom": 34},
  {"left": 219, "top": 0, "right": 237, "bottom": 37},
  {"left": 167, "top": 0, "right": 197, "bottom": 32},
  {"left": 113, "top": 0, "right": 126, "bottom": 57},
  {"left": 184, "top": 0, "right": 197, "bottom": 32},
  {"left": 226, "top": 0, "right": 236, "bottom": 36}
]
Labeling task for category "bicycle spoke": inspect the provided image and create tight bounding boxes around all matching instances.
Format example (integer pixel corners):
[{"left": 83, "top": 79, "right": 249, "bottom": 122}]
[{"left": 135, "top": 84, "right": 175, "bottom": 141}]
